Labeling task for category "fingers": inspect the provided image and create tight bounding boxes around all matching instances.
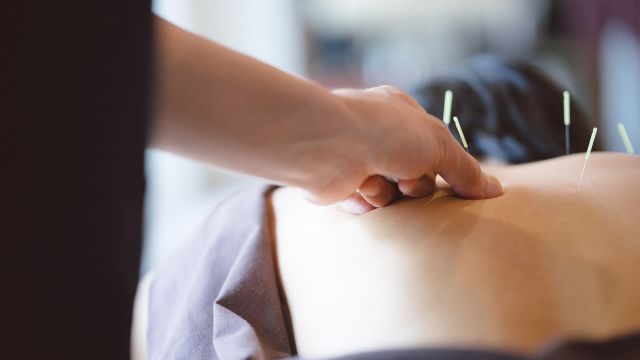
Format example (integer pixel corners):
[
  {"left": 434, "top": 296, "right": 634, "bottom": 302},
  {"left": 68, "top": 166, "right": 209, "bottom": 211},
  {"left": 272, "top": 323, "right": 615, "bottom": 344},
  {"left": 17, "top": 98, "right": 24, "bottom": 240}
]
[
  {"left": 397, "top": 173, "right": 436, "bottom": 197},
  {"left": 437, "top": 137, "right": 502, "bottom": 199},
  {"left": 359, "top": 175, "right": 398, "bottom": 207},
  {"left": 339, "top": 173, "right": 438, "bottom": 214},
  {"left": 339, "top": 175, "right": 398, "bottom": 214}
]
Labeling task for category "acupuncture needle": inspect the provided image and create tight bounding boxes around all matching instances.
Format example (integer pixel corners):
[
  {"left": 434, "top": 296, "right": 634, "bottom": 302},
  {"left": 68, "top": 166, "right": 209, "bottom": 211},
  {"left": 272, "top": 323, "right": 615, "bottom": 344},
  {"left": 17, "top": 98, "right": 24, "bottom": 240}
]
[
  {"left": 563, "top": 91, "right": 570, "bottom": 155},
  {"left": 617, "top": 122, "right": 635, "bottom": 154},
  {"left": 443, "top": 90, "right": 453, "bottom": 126},
  {"left": 578, "top": 127, "right": 597, "bottom": 187},
  {"left": 452, "top": 116, "right": 470, "bottom": 154}
]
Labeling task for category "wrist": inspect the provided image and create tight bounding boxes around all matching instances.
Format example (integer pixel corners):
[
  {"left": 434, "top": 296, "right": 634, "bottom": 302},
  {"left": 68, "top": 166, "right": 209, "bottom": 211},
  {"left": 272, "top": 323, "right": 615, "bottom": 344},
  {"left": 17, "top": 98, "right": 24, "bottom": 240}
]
[
  {"left": 331, "top": 89, "right": 388, "bottom": 174},
  {"left": 293, "top": 90, "right": 370, "bottom": 204}
]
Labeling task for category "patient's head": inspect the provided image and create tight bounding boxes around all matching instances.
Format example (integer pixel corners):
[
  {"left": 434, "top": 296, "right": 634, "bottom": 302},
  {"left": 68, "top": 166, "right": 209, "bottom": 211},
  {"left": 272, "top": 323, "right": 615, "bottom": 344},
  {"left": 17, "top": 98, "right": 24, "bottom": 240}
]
[{"left": 412, "top": 56, "right": 600, "bottom": 164}]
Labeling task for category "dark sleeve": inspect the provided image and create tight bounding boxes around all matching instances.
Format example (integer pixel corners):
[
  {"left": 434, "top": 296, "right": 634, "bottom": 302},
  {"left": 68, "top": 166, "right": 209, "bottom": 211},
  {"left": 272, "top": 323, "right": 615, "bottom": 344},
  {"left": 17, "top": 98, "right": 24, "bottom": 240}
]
[{"left": 2, "top": 1, "right": 151, "bottom": 358}]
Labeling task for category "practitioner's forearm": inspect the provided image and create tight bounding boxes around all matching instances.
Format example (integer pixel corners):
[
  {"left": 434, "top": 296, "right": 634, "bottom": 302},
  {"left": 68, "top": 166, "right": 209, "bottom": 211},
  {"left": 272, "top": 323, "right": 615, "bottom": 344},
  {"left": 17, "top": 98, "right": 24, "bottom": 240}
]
[{"left": 150, "top": 17, "right": 361, "bottom": 191}]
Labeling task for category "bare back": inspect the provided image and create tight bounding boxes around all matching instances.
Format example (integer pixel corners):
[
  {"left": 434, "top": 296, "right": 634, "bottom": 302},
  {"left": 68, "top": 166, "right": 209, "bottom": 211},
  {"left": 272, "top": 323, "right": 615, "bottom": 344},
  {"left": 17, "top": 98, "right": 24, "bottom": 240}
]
[{"left": 271, "top": 152, "right": 640, "bottom": 358}]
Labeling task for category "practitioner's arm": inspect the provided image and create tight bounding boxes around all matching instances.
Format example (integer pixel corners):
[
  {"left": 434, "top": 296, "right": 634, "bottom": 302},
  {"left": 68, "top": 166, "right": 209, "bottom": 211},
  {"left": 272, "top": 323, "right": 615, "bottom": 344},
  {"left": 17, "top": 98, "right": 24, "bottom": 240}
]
[{"left": 150, "top": 17, "right": 502, "bottom": 208}]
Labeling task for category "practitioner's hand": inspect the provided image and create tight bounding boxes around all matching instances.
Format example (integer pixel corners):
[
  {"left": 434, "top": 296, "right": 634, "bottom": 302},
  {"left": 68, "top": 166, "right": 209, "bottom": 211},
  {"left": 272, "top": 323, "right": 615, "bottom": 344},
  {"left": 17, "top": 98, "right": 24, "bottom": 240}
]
[
  {"left": 305, "top": 85, "right": 503, "bottom": 214},
  {"left": 152, "top": 19, "right": 499, "bottom": 214}
]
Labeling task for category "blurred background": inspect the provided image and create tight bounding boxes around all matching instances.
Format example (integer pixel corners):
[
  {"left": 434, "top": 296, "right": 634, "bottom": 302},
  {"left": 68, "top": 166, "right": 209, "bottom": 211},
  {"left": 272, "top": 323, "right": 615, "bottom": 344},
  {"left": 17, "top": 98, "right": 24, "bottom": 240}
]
[{"left": 143, "top": 0, "right": 640, "bottom": 272}]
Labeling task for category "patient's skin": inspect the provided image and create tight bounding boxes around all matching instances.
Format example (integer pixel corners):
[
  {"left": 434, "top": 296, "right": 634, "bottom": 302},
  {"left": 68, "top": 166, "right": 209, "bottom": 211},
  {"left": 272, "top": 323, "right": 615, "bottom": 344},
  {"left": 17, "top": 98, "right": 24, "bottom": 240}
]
[{"left": 270, "top": 152, "right": 640, "bottom": 359}]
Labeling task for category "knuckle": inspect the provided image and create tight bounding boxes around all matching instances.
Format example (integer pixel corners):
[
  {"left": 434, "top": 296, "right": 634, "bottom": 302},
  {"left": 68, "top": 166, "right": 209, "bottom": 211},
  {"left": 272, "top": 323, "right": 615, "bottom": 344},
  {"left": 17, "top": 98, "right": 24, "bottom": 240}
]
[
  {"left": 379, "top": 84, "right": 400, "bottom": 93},
  {"left": 431, "top": 123, "right": 453, "bottom": 163},
  {"left": 397, "top": 92, "right": 416, "bottom": 104}
]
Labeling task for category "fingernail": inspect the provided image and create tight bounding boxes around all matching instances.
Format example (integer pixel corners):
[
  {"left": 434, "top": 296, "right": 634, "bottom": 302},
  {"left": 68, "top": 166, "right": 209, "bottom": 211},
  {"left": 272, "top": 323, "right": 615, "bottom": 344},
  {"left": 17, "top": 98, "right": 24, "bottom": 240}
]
[{"left": 484, "top": 175, "right": 503, "bottom": 197}]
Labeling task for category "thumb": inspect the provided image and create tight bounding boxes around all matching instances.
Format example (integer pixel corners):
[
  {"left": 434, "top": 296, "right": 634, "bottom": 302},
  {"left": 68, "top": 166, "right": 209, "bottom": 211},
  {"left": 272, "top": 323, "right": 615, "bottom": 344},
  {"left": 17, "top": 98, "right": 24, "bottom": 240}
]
[{"left": 437, "top": 137, "right": 503, "bottom": 199}]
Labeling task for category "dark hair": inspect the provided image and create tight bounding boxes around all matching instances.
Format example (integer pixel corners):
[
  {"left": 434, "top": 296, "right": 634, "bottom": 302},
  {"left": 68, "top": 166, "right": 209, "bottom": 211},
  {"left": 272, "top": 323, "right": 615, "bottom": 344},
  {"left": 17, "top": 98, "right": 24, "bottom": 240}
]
[{"left": 411, "top": 56, "right": 599, "bottom": 164}]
